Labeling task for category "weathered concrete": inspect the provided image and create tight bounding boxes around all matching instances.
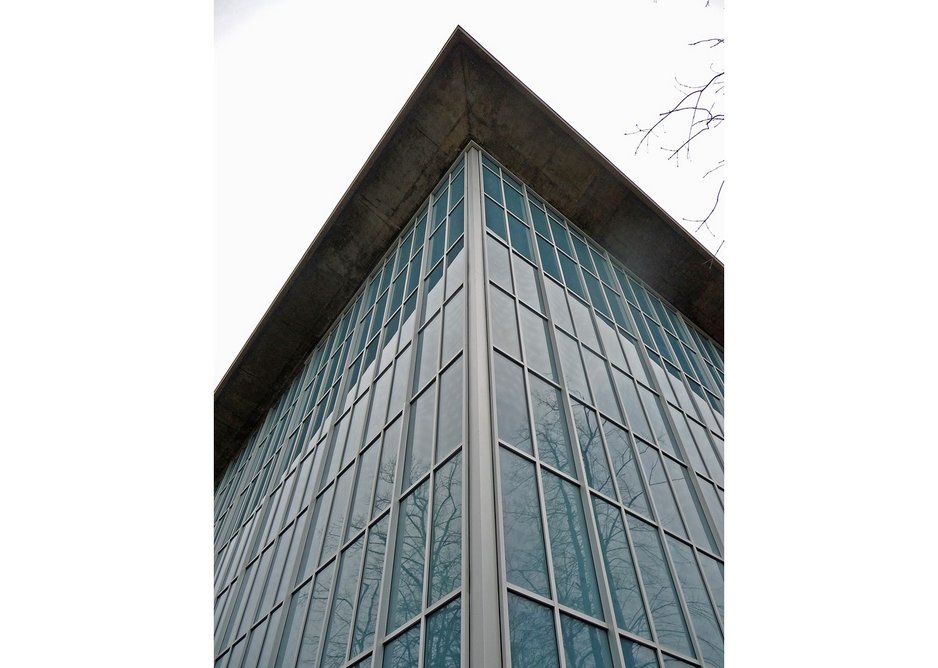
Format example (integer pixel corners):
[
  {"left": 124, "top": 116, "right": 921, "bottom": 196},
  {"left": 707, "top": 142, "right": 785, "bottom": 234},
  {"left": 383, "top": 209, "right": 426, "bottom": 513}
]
[{"left": 215, "top": 26, "right": 724, "bottom": 486}]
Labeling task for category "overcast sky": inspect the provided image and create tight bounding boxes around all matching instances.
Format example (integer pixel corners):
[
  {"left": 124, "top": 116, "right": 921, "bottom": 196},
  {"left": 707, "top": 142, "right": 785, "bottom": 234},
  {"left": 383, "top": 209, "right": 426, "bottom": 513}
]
[{"left": 215, "top": 1, "right": 724, "bottom": 384}]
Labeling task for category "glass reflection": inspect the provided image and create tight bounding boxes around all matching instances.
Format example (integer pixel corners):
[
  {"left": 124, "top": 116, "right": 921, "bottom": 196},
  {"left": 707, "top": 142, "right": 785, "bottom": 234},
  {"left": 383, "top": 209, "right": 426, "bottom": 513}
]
[
  {"left": 425, "top": 596, "right": 461, "bottom": 668},
  {"left": 346, "top": 442, "right": 379, "bottom": 540},
  {"left": 428, "top": 453, "right": 462, "bottom": 604},
  {"left": 403, "top": 382, "right": 436, "bottom": 490},
  {"left": 666, "top": 537, "right": 723, "bottom": 667},
  {"left": 499, "top": 447, "right": 550, "bottom": 597},
  {"left": 320, "top": 536, "right": 365, "bottom": 668},
  {"left": 601, "top": 419, "right": 650, "bottom": 517},
  {"left": 520, "top": 306, "right": 557, "bottom": 382},
  {"left": 513, "top": 253, "right": 544, "bottom": 312},
  {"left": 494, "top": 353, "right": 532, "bottom": 454},
  {"left": 490, "top": 285, "right": 521, "bottom": 359},
  {"left": 383, "top": 624, "right": 420, "bottom": 668},
  {"left": 436, "top": 357, "right": 463, "bottom": 462},
  {"left": 556, "top": 331, "right": 591, "bottom": 404},
  {"left": 387, "top": 482, "right": 429, "bottom": 631},
  {"left": 372, "top": 417, "right": 401, "bottom": 518},
  {"left": 621, "top": 639, "right": 659, "bottom": 668},
  {"left": 507, "top": 592, "right": 560, "bottom": 668},
  {"left": 541, "top": 470, "right": 603, "bottom": 618},
  {"left": 559, "top": 613, "right": 614, "bottom": 668},
  {"left": 295, "top": 560, "right": 335, "bottom": 667},
  {"left": 529, "top": 374, "right": 575, "bottom": 475},
  {"left": 636, "top": 443, "right": 686, "bottom": 540},
  {"left": 351, "top": 516, "right": 389, "bottom": 657},
  {"left": 582, "top": 348, "right": 623, "bottom": 422},
  {"left": 571, "top": 401, "right": 614, "bottom": 497}
]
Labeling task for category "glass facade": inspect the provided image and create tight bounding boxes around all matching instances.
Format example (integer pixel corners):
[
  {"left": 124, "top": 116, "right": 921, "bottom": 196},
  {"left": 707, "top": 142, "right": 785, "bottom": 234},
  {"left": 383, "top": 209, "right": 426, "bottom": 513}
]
[{"left": 215, "top": 146, "right": 724, "bottom": 668}]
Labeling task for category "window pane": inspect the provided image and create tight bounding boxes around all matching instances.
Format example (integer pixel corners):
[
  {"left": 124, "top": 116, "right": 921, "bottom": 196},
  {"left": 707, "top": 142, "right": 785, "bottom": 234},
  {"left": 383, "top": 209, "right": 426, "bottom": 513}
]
[
  {"left": 372, "top": 417, "right": 401, "bottom": 518},
  {"left": 387, "top": 482, "right": 429, "bottom": 631},
  {"left": 597, "top": 315, "right": 626, "bottom": 370},
  {"left": 494, "top": 353, "right": 532, "bottom": 454},
  {"left": 383, "top": 624, "right": 420, "bottom": 668},
  {"left": 273, "top": 580, "right": 311, "bottom": 668},
  {"left": 592, "top": 496, "right": 650, "bottom": 638},
  {"left": 542, "top": 470, "right": 603, "bottom": 618},
  {"left": 415, "top": 313, "right": 441, "bottom": 392},
  {"left": 601, "top": 419, "right": 650, "bottom": 517},
  {"left": 351, "top": 515, "right": 390, "bottom": 657},
  {"left": 667, "top": 538, "right": 723, "bottom": 667},
  {"left": 403, "top": 382, "right": 436, "bottom": 489},
  {"left": 665, "top": 459, "right": 719, "bottom": 555},
  {"left": 483, "top": 164, "right": 502, "bottom": 202},
  {"left": 320, "top": 466, "right": 355, "bottom": 565},
  {"left": 537, "top": 236, "right": 562, "bottom": 282},
  {"left": 613, "top": 371, "right": 652, "bottom": 443},
  {"left": 638, "top": 387, "right": 676, "bottom": 455},
  {"left": 620, "top": 639, "right": 659, "bottom": 668},
  {"left": 559, "top": 614, "right": 613, "bottom": 668},
  {"left": 490, "top": 285, "right": 520, "bottom": 359},
  {"left": 425, "top": 596, "right": 461, "bottom": 668},
  {"left": 568, "top": 296, "right": 600, "bottom": 351},
  {"left": 544, "top": 277, "right": 573, "bottom": 332},
  {"left": 556, "top": 331, "right": 591, "bottom": 404},
  {"left": 507, "top": 592, "right": 560, "bottom": 668},
  {"left": 529, "top": 373, "right": 575, "bottom": 475},
  {"left": 583, "top": 348, "right": 623, "bottom": 422},
  {"left": 484, "top": 196, "right": 507, "bottom": 241},
  {"left": 296, "top": 560, "right": 334, "bottom": 667},
  {"left": 428, "top": 453, "right": 462, "bottom": 604},
  {"left": 499, "top": 447, "right": 550, "bottom": 597},
  {"left": 346, "top": 441, "right": 379, "bottom": 539},
  {"left": 320, "top": 536, "right": 365, "bottom": 668},
  {"left": 520, "top": 306, "right": 557, "bottom": 382},
  {"left": 513, "top": 253, "right": 544, "bottom": 312},
  {"left": 504, "top": 181, "right": 527, "bottom": 220},
  {"left": 698, "top": 553, "right": 724, "bottom": 623},
  {"left": 627, "top": 516, "right": 695, "bottom": 658},
  {"left": 365, "top": 367, "right": 392, "bottom": 445},
  {"left": 636, "top": 443, "right": 686, "bottom": 539},
  {"left": 558, "top": 252, "right": 585, "bottom": 299},
  {"left": 571, "top": 401, "right": 614, "bottom": 497},
  {"left": 486, "top": 235, "right": 512, "bottom": 293},
  {"left": 436, "top": 358, "right": 464, "bottom": 462},
  {"left": 441, "top": 288, "right": 465, "bottom": 364}
]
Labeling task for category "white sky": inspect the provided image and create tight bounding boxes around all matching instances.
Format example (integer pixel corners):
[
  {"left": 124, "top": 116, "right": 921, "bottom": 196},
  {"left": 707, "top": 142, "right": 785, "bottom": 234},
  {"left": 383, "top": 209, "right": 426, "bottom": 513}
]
[{"left": 215, "top": 1, "right": 724, "bottom": 384}]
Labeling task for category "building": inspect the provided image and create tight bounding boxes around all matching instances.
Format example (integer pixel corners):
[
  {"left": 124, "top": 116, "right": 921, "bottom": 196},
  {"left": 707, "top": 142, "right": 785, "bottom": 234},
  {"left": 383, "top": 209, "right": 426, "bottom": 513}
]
[{"left": 214, "top": 27, "right": 724, "bottom": 668}]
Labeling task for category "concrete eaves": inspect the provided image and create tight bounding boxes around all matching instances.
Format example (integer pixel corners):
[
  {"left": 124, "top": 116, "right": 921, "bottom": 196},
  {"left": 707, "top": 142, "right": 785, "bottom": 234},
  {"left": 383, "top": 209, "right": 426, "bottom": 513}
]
[{"left": 214, "top": 26, "right": 724, "bottom": 486}]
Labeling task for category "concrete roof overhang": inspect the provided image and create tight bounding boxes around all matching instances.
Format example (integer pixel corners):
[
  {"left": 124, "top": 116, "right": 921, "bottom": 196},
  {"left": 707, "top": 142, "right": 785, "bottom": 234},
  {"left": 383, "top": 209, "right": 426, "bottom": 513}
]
[{"left": 214, "top": 26, "right": 724, "bottom": 485}]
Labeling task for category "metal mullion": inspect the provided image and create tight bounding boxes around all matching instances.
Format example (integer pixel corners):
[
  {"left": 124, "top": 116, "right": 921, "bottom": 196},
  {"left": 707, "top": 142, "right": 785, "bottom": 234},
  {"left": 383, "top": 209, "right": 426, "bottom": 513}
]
[
  {"left": 371, "top": 191, "right": 436, "bottom": 668},
  {"left": 463, "top": 145, "right": 504, "bottom": 668},
  {"left": 518, "top": 182, "right": 624, "bottom": 668}
]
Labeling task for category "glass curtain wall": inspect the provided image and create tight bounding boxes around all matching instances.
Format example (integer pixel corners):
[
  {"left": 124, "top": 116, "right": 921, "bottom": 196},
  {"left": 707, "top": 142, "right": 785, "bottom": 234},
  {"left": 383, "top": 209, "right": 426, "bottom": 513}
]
[
  {"left": 214, "top": 154, "right": 468, "bottom": 668},
  {"left": 481, "top": 151, "right": 724, "bottom": 668},
  {"left": 214, "top": 145, "right": 724, "bottom": 668}
]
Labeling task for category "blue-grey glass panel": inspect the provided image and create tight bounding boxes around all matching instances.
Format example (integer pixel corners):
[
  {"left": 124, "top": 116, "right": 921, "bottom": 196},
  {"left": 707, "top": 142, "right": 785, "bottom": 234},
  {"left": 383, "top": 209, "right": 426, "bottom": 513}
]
[
  {"left": 428, "top": 453, "right": 462, "bottom": 604},
  {"left": 504, "top": 182, "right": 527, "bottom": 221},
  {"left": 296, "top": 484, "right": 334, "bottom": 586},
  {"left": 619, "top": 333, "right": 649, "bottom": 385},
  {"left": 258, "top": 605, "right": 283, "bottom": 668},
  {"left": 548, "top": 217, "right": 573, "bottom": 255},
  {"left": 484, "top": 196, "right": 507, "bottom": 241},
  {"left": 614, "top": 370, "right": 653, "bottom": 443},
  {"left": 665, "top": 459, "right": 719, "bottom": 555},
  {"left": 372, "top": 417, "right": 401, "bottom": 518},
  {"left": 450, "top": 163, "right": 464, "bottom": 203},
  {"left": 490, "top": 285, "right": 521, "bottom": 359},
  {"left": 667, "top": 538, "right": 723, "bottom": 666},
  {"left": 320, "top": 536, "right": 365, "bottom": 668},
  {"left": 584, "top": 271, "right": 611, "bottom": 318},
  {"left": 520, "top": 305, "right": 557, "bottom": 382},
  {"left": 636, "top": 443, "right": 686, "bottom": 539},
  {"left": 558, "top": 251, "right": 585, "bottom": 300},
  {"left": 388, "top": 347, "right": 412, "bottom": 421},
  {"left": 499, "top": 447, "right": 550, "bottom": 597},
  {"left": 537, "top": 236, "right": 563, "bottom": 282},
  {"left": 383, "top": 624, "right": 420, "bottom": 668},
  {"left": 403, "top": 383, "right": 436, "bottom": 490},
  {"left": 486, "top": 235, "right": 512, "bottom": 293},
  {"left": 688, "top": 420, "right": 723, "bottom": 488},
  {"left": 627, "top": 517, "right": 695, "bottom": 658},
  {"left": 448, "top": 199, "right": 464, "bottom": 245},
  {"left": 513, "top": 253, "right": 544, "bottom": 313},
  {"left": 597, "top": 315, "right": 627, "bottom": 370},
  {"left": 590, "top": 248, "right": 613, "bottom": 284},
  {"left": 542, "top": 470, "right": 603, "bottom": 618},
  {"left": 351, "top": 515, "right": 390, "bottom": 657},
  {"left": 559, "top": 613, "right": 614, "bottom": 668},
  {"left": 698, "top": 477, "right": 723, "bottom": 542},
  {"left": 621, "top": 639, "right": 659, "bottom": 668},
  {"left": 274, "top": 580, "right": 311, "bottom": 668},
  {"left": 436, "top": 358, "right": 464, "bottom": 462},
  {"left": 602, "top": 419, "right": 650, "bottom": 517},
  {"left": 638, "top": 387, "right": 676, "bottom": 456},
  {"left": 415, "top": 313, "right": 441, "bottom": 392},
  {"left": 698, "top": 553, "right": 724, "bottom": 623},
  {"left": 346, "top": 440, "right": 379, "bottom": 540},
  {"left": 544, "top": 277, "right": 573, "bottom": 333},
  {"left": 592, "top": 495, "right": 650, "bottom": 638},
  {"left": 662, "top": 657, "right": 696, "bottom": 668},
  {"left": 242, "top": 614, "right": 269, "bottom": 668},
  {"left": 668, "top": 407, "right": 708, "bottom": 477},
  {"left": 387, "top": 481, "right": 429, "bottom": 631},
  {"left": 572, "top": 401, "right": 614, "bottom": 497},
  {"left": 583, "top": 348, "right": 623, "bottom": 422},
  {"left": 494, "top": 353, "right": 532, "bottom": 453},
  {"left": 570, "top": 234, "right": 594, "bottom": 270},
  {"left": 507, "top": 592, "right": 560, "bottom": 668},
  {"left": 441, "top": 288, "right": 465, "bottom": 364},
  {"left": 529, "top": 373, "right": 575, "bottom": 475},
  {"left": 349, "top": 655, "right": 372, "bottom": 668},
  {"left": 509, "top": 214, "right": 534, "bottom": 261},
  {"left": 446, "top": 238, "right": 465, "bottom": 298},
  {"left": 320, "top": 466, "right": 355, "bottom": 564},
  {"left": 556, "top": 331, "right": 591, "bottom": 404},
  {"left": 483, "top": 164, "right": 502, "bottom": 202},
  {"left": 424, "top": 262, "right": 445, "bottom": 321},
  {"left": 365, "top": 367, "right": 392, "bottom": 446},
  {"left": 568, "top": 295, "right": 600, "bottom": 352},
  {"left": 425, "top": 596, "right": 461, "bottom": 668}
]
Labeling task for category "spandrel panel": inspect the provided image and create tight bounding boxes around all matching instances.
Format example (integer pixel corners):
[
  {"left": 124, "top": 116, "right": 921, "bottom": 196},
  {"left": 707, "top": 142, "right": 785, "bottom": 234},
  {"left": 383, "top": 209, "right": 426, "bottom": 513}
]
[{"left": 499, "top": 446, "right": 550, "bottom": 597}]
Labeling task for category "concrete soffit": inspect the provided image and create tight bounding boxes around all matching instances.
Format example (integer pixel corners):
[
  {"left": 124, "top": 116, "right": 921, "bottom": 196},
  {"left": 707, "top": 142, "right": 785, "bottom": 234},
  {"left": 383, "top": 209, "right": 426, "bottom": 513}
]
[{"left": 214, "top": 26, "right": 724, "bottom": 486}]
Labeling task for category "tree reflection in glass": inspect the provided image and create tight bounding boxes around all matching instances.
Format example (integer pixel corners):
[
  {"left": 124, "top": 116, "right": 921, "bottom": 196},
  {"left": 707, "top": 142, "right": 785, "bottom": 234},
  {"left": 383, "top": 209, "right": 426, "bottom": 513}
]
[
  {"left": 601, "top": 420, "right": 650, "bottom": 517},
  {"left": 571, "top": 401, "right": 614, "bottom": 497},
  {"left": 494, "top": 353, "right": 532, "bottom": 454},
  {"left": 425, "top": 596, "right": 460, "bottom": 668},
  {"left": 383, "top": 623, "right": 420, "bottom": 668},
  {"left": 428, "top": 453, "right": 462, "bottom": 605},
  {"left": 499, "top": 447, "right": 550, "bottom": 597},
  {"left": 351, "top": 516, "right": 389, "bottom": 657},
  {"left": 507, "top": 592, "right": 559, "bottom": 668},
  {"left": 320, "top": 536, "right": 365, "bottom": 668},
  {"left": 387, "top": 482, "right": 429, "bottom": 631},
  {"left": 371, "top": 418, "right": 400, "bottom": 519},
  {"left": 529, "top": 374, "right": 574, "bottom": 475},
  {"left": 559, "top": 613, "right": 613, "bottom": 668}
]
